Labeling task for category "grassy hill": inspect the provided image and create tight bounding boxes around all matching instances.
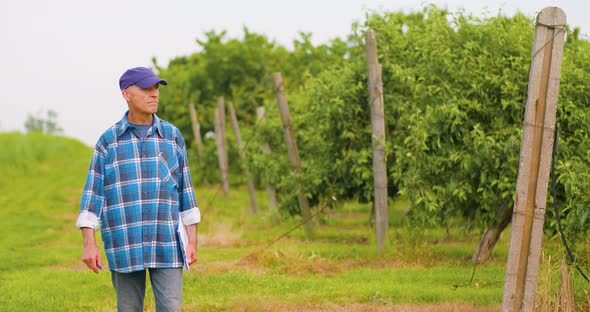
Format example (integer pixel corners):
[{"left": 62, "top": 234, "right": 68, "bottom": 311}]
[
  {"left": 0, "top": 132, "right": 110, "bottom": 310},
  {"left": 0, "top": 132, "right": 586, "bottom": 311}
]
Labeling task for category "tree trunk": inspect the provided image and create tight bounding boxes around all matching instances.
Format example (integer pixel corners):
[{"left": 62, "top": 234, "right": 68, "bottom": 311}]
[{"left": 472, "top": 200, "right": 512, "bottom": 263}]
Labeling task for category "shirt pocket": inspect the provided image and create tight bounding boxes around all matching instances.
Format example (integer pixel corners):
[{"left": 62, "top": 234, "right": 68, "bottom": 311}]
[{"left": 157, "top": 150, "right": 178, "bottom": 189}]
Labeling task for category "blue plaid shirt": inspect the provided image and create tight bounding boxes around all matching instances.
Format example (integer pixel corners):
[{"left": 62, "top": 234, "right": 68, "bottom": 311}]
[{"left": 76, "top": 112, "right": 201, "bottom": 273}]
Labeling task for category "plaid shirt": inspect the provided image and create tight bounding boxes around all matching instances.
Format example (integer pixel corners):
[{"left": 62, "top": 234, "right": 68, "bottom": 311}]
[{"left": 76, "top": 112, "right": 201, "bottom": 273}]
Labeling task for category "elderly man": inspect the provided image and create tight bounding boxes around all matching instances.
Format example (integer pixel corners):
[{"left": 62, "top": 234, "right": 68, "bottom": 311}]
[{"left": 76, "top": 67, "right": 201, "bottom": 312}]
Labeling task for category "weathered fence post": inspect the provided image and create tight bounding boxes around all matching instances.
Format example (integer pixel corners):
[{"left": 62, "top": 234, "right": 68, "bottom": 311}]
[
  {"left": 214, "top": 96, "right": 230, "bottom": 197},
  {"left": 273, "top": 72, "right": 313, "bottom": 238},
  {"left": 366, "top": 30, "right": 389, "bottom": 252},
  {"left": 228, "top": 101, "right": 258, "bottom": 215},
  {"left": 188, "top": 102, "right": 205, "bottom": 163},
  {"left": 502, "top": 7, "right": 566, "bottom": 312},
  {"left": 257, "top": 106, "right": 278, "bottom": 225}
]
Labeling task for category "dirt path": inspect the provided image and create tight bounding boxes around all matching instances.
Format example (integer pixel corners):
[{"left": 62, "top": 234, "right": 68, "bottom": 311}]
[
  {"left": 198, "top": 221, "right": 242, "bottom": 247},
  {"left": 291, "top": 303, "right": 500, "bottom": 312},
  {"left": 183, "top": 302, "right": 500, "bottom": 312}
]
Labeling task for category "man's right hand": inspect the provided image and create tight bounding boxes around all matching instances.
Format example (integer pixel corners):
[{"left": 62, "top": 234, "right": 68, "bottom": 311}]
[
  {"left": 81, "top": 227, "right": 102, "bottom": 273},
  {"left": 81, "top": 245, "right": 102, "bottom": 273}
]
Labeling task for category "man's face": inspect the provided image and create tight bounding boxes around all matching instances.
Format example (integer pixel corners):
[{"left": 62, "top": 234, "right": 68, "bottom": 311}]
[{"left": 123, "top": 84, "right": 160, "bottom": 115}]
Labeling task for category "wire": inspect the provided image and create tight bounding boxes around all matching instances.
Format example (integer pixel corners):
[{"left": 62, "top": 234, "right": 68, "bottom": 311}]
[
  {"left": 550, "top": 123, "right": 590, "bottom": 283},
  {"left": 237, "top": 200, "right": 330, "bottom": 264},
  {"left": 452, "top": 253, "right": 480, "bottom": 290}
]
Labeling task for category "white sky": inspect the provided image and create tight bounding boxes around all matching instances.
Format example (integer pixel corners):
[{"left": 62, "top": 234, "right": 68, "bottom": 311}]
[{"left": 0, "top": 0, "right": 585, "bottom": 146}]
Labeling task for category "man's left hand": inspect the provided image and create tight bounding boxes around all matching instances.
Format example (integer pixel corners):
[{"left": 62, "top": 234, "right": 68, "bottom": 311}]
[
  {"left": 186, "top": 244, "right": 198, "bottom": 265},
  {"left": 184, "top": 223, "right": 198, "bottom": 267}
]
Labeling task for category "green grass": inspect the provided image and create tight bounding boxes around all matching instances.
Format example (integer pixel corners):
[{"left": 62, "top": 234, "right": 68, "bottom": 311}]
[{"left": 0, "top": 132, "right": 588, "bottom": 311}]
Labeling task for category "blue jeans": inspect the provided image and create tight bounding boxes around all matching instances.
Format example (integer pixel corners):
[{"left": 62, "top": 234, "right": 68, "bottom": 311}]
[{"left": 111, "top": 268, "right": 183, "bottom": 312}]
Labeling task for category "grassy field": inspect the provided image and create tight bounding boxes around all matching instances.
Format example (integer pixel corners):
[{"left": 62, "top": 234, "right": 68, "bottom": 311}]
[{"left": 0, "top": 132, "right": 588, "bottom": 311}]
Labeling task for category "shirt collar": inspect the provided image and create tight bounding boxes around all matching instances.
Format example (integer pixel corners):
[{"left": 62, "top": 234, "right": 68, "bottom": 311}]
[{"left": 117, "top": 111, "right": 164, "bottom": 139}]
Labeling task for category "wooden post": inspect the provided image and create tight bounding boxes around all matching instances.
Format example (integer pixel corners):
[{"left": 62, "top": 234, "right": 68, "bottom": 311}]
[
  {"left": 228, "top": 101, "right": 258, "bottom": 215},
  {"left": 257, "top": 106, "right": 278, "bottom": 224},
  {"left": 214, "top": 97, "right": 230, "bottom": 197},
  {"left": 188, "top": 102, "right": 205, "bottom": 163},
  {"left": 273, "top": 72, "right": 313, "bottom": 238},
  {"left": 366, "top": 30, "right": 389, "bottom": 252},
  {"left": 502, "top": 7, "right": 566, "bottom": 312}
]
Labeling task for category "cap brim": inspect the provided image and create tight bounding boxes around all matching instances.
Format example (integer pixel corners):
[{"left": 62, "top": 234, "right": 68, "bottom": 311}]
[{"left": 135, "top": 76, "right": 168, "bottom": 88}]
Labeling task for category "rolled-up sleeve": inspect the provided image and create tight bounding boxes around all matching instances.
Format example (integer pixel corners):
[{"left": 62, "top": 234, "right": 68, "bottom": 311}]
[
  {"left": 180, "top": 208, "right": 201, "bottom": 225},
  {"left": 76, "top": 145, "right": 106, "bottom": 230},
  {"left": 75, "top": 210, "right": 100, "bottom": 230}
]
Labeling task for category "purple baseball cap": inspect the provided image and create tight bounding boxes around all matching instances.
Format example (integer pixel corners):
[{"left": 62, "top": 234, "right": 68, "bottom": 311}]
[{"left": 119, "top": 67, "right": 168, "bottom": 90}]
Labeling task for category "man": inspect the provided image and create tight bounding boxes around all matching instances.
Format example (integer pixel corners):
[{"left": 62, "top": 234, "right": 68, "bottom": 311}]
[{"left": 76, "top": 67, "right": 201, "bottom": 312}]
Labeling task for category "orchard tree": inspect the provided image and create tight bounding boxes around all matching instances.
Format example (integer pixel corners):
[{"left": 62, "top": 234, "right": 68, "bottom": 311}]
[
  {"left": 153, "top": 6, "right": 590, "bottom": 255},
  {"left": 280, "top": 6, "right": 589, "bottom": 258},
  {"left": 25, "top": 110, "right": 63, "bottom": 135},
  {"left": 155, "top": 28, "right": 354, "bottom": 206}
]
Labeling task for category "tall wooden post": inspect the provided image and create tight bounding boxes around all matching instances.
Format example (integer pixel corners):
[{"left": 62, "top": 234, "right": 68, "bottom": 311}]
[
  {"left": 214, "top": 97, "right": 230, "bottom": 197},
  {"left": 502, "top": 7, "right": 566, "bottom": 312},
  {"left": 228, "top": 101, "right": 258, "bottom": 215},
  {"left": 257, "top": 106, "right": 278, "bottom": 225},
  {"left": 273, "top": 72, "right": 313, "bottom": 238},
  {"left": 366, "top": 30, "right": 389, "bottom": 252},
  {"left": 188, "top": 102, "right": 205, "bottom": 163}
]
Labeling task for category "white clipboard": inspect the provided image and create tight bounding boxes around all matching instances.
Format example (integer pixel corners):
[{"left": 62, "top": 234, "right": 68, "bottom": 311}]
[{"left": 177, "top": 213, "right": 190, "bottom": 271}]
